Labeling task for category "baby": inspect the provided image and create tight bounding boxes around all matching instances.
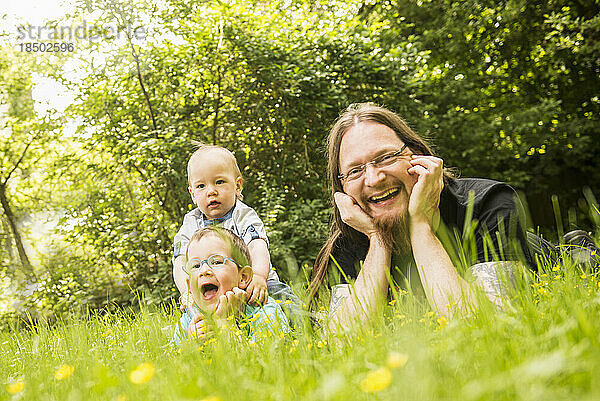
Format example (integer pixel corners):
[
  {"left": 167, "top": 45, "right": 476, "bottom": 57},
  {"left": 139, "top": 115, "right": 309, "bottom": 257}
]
[
  {"left": 173, "top": 226, "right": 290, "bottom": 344},
  {"left": 173, "top": 144, "right": 298, "bottom": 307}
]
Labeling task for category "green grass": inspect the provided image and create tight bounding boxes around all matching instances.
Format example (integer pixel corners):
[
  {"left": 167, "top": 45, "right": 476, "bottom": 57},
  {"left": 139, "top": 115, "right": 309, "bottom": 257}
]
[{"left": 2, "top": 261, "right": 600, "bottom": 401}]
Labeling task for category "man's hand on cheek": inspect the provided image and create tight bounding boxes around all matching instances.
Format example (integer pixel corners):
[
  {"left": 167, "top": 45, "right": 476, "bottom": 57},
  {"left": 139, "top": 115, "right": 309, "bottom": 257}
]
[
  {"left": 334, "top": 192, "right": 377, "bottom": 238},
  {"left": 407, "top": 155, "right": 444, "bottom": 225}
]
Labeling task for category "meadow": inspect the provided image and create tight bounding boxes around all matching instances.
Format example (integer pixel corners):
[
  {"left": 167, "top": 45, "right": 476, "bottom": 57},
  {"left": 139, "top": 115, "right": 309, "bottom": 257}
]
[{"left": 2, "top": 257, "right": 600, "bottom": 401}]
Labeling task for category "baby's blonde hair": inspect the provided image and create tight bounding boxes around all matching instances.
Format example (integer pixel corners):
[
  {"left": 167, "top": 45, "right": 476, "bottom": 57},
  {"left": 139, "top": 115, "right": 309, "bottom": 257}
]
[{"left": 187, "top": 142, "right": 243, "bottom": 200}]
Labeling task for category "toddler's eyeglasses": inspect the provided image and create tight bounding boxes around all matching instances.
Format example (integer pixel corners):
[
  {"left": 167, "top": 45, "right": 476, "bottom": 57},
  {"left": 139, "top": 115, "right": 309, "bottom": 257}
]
[
  {"left": 338, "top": 144, "right": 409, "bottom": 183},
  {"left": 184, "top": 254, "right": 238, "bottom": 274}
]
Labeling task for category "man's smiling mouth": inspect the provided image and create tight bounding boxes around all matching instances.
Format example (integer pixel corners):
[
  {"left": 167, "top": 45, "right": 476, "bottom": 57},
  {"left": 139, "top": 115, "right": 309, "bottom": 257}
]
[{"left": 369, "top": 188, "right": 399, "bottom": 203}]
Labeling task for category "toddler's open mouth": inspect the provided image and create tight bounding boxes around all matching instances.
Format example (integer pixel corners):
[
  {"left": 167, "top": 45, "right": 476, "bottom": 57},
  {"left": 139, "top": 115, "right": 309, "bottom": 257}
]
[{"left": 200, "top": 283, "right": 219, "bottom": 300}]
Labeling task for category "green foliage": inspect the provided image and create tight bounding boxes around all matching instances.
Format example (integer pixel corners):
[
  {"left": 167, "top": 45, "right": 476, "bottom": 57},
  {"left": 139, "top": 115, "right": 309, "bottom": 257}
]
[
  {"left": 0, "top": 46, "right": 65, "bottom": 280},
  {"left": 24, "top": 245, "right": 118, "bottom": 316},
  {"left": 48, "top": 0, "right": 399, "bottom": 304},
  {"left": 253, "top": 174, "right": 330, "bottom": 280},
  {"left": 362, "top": 0, "right": 600, "bottom": 227}
]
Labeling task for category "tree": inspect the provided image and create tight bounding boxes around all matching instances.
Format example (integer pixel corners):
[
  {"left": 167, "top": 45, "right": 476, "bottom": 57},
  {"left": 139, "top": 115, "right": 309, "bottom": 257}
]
[
  {"left": 0, "top": 49, "right": 56, "bottom": 279},
  {"left": 359, "top": 0, "right": 600, "bottom": 231}
]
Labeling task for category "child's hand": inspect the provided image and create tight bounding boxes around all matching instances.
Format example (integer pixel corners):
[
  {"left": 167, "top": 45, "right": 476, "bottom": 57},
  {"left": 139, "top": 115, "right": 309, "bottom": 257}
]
[
  {"left": 247, "top": 275, "right": 268, "bottom": 305},
  {"left": 215, "top": 287, "right": 248, "bottom": 320},
  {"left": 187, "top": 313, "right": 212, "bottom": 342}
]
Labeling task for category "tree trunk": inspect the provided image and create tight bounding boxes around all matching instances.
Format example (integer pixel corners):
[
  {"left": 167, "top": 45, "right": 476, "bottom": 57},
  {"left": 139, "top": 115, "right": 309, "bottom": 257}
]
[
  {"left": 1, "top": 217, "right": 14, "bottom": 260},
  {"left": 0, "top": 184, "right": 34, "bottom": 277}
]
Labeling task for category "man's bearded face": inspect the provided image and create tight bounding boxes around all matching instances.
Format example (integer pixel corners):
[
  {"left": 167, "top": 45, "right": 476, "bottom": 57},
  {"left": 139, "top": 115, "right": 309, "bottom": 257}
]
[{"left": 338, "top": 121, "right": 417, "bottom": 253}]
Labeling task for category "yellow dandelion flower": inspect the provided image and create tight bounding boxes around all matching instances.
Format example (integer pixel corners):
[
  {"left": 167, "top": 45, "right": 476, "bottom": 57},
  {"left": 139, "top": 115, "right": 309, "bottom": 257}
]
[
  {"left": 307, "top": 343, "right": 313, "bottom": 350},
  {"left": 386, "top": 352, "right": 408, "bottom": 369},
  {"left": 6, "top": 380, "right": 24, "bottom": 394},
  {"left": 592, "top": 250, "right": 597, "bottom": 256},
  {"left": 200, "top": 396, "right": 222, "bottom": 401},
  {"left": 554, "top": 275, "right": 561, "bottom": 280},
  {"left": 437, "top": 316, "right": 447, "bottom": 328},
  {"left": 552, "top": 265, "right": 560, "bottom": 272},
  {"left": 274, "top": 299, "right": 282, "bottom": 304},
  {"left": 284, "top": 299, "right": 292, "bottom": 305},
  {"left": 54, "top": 364, "right": 75, "bottom": 380},
  {"left": 129, "top": 362, "right": 154, "bottom": 384},
  {"left": 446, "top": 302, "right": 458, "bottom": 314},
  {"left": 388, "top": 300, "right": 397, "bottom": 306},
  {"left": 359, "top": 367, "right": 392, "bottom": 393},
  {"left": 317, "top": 341, "right": 324, "bottom": 348},
  {"left": 581, "top": 274, "right": 587, "bottom": 279},
  {"left": 540, "top": 273, "right": 548, "bottom": 277},
  {"left": 538, "top": 288, "right": 547, "bottom": 295}
]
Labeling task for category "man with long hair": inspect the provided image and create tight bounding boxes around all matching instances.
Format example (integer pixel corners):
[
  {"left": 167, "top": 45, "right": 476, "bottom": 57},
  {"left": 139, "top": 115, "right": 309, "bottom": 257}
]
[{"left": 309, "top": 103, "right": 564, "bottom": 330}]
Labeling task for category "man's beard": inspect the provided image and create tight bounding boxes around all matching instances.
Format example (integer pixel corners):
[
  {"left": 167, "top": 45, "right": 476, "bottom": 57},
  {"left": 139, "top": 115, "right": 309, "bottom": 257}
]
[{"left": 374, "top": 210, "right": 411, "bottom": 255}]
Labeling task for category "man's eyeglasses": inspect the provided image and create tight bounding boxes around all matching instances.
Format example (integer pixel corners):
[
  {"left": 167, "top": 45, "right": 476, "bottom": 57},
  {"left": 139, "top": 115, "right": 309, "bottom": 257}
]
[
  {"left": 338, "top": 144, "right": 409, "bottom": 183},
  {"left": 184, "top": 254, "right": 238, "bottom": 274}
]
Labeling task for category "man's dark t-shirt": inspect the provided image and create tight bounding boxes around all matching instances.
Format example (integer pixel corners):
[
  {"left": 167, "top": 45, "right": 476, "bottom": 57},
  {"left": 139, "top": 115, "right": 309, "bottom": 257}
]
[{"left": 329, "top": 178, "right": 532, "bottom": 287}]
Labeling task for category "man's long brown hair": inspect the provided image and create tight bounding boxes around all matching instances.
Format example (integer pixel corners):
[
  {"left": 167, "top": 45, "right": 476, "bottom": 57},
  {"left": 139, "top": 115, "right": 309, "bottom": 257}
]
[{"left": 308, "top": 103, "right": 454, "bottom": 307}]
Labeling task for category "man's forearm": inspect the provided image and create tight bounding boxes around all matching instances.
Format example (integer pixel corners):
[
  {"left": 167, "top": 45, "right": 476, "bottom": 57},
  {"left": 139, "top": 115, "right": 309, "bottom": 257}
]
[
  {"left": 329, "top": 234, "right": 391, "bottom": 331},
  {"left": 410, "top": 221, "right": 477, "bottom": 316}
]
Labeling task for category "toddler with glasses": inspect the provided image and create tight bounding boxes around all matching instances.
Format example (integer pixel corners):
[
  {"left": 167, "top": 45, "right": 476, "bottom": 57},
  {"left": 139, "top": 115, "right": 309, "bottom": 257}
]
[{"left": 173, "top": 226, "right": 290, "bottom": 345}]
